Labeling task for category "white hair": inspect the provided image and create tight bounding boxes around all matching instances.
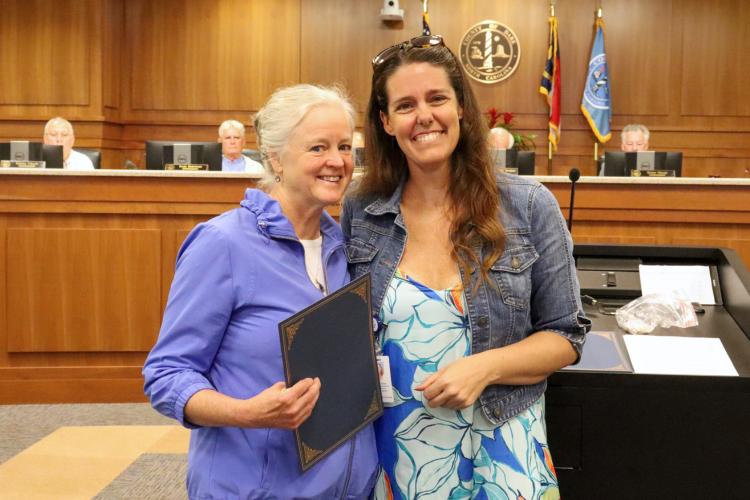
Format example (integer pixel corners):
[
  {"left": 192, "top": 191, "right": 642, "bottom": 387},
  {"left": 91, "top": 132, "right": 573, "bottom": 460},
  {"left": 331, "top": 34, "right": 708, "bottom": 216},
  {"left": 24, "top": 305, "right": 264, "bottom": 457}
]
[
  {"left": 253, "top": 84, "right": 356, "bottom": 191},
  {"left": 44, "top": 117, "right": 74, "bottom": 136},
  {"left": 621, "top": 124, "right": 650, "bottom": 143},
  {"left": 218, "top": 120, "right": 246, "bottom": 138}
]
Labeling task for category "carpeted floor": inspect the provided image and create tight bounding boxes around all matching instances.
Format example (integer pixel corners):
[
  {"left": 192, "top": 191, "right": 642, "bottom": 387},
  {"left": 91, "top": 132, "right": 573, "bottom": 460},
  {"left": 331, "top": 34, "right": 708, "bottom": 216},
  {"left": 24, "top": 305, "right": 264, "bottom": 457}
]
[{"left": 0, "top": 403, "right": 189, "bottom": 500}]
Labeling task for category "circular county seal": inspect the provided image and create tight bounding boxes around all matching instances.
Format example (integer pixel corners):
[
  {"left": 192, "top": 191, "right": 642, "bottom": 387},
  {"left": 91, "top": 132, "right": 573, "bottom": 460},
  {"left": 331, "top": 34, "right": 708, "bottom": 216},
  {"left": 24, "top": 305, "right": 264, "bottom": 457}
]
[
  {"left": 584, "top": 54, "right": 610, "bottom": 110},
  {"left": 460, "top": 21, "right": 520, "bottom": 84}
]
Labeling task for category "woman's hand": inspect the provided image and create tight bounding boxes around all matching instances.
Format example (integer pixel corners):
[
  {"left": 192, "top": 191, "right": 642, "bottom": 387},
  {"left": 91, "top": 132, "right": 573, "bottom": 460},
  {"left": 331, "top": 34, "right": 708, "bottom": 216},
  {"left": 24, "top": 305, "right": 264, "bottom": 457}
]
[
  {"left": 415, "top": 355, "right": 492, "bottom": 410},
  {"left": 414, "top": 332, "right": 579, "bottom": 411},
  {"left": 242, "top": 378, "right": 321, "bottom": 429}
]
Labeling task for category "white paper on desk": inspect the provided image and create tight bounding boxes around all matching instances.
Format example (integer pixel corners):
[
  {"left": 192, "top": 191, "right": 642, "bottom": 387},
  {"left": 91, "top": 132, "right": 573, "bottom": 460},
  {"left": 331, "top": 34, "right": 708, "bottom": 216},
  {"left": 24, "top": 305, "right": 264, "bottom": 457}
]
[
  {"left": 623, "top": 336, "right": 738, "bottom": 376},
  {"left": 639, "top": 265, "right": 716, "bottom": 304}
]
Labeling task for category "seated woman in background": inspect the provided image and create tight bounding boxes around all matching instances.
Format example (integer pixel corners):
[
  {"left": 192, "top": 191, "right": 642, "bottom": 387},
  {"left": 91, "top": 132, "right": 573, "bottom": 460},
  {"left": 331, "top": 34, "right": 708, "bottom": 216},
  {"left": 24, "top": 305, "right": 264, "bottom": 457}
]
[
  {"left": 340, "top": 36, "right": 590, "bottom": 500},
  {"left": 143, "top": 84, "right": 378, "bottom": 500}
]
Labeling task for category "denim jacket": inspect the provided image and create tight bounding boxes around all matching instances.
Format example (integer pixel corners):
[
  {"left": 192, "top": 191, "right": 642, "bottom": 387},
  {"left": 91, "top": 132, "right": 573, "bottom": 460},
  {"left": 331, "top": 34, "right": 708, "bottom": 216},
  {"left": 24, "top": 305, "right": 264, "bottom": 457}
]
[{"left": 340, "top": 174, "right": 591, "bottom": 425}]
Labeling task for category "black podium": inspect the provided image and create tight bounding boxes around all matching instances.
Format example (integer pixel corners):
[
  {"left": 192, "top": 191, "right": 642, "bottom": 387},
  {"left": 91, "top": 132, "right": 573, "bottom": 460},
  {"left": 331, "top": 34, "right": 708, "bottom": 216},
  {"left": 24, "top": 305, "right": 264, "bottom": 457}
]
[{"left": 546, "top": 244, "right": 750, "bottom": 499}]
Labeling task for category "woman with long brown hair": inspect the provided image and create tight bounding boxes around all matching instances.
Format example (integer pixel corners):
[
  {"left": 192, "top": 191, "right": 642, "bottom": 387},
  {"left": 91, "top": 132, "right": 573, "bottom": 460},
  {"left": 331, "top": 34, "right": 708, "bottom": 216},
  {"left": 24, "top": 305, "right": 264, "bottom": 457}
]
[{"left": 340, "top": 36, "right": 590, "bottom": 500}]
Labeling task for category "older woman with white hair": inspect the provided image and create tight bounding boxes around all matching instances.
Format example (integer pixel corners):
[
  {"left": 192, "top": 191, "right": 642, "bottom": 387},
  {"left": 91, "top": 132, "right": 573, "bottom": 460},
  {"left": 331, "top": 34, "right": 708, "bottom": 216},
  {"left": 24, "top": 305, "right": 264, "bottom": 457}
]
[
  {"left": 217, "top": 119, "right": 265, "bottom": 172},
  {"left": 144, "top": 84, "right": 378, "bottom": 500}
]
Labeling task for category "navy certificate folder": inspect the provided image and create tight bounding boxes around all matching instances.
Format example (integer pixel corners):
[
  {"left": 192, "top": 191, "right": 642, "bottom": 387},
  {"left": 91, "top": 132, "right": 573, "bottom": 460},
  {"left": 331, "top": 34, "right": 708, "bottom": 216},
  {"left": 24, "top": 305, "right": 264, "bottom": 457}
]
[
  {"left": 561, "top": 331, "right": 633, "bottom": 372},
  {"left": 278, "top": 273, "right": 383, "bottom": 470}
]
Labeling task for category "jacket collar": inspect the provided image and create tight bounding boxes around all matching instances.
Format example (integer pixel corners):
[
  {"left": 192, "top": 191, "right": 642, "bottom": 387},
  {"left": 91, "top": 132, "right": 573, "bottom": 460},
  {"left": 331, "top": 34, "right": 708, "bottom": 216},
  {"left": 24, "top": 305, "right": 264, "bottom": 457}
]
[
  {"left": 239, "top": 188, "right": 343, "bottom": 245},
  {"left": 364, "top": 177, "right": 406, "bottom": 216}
]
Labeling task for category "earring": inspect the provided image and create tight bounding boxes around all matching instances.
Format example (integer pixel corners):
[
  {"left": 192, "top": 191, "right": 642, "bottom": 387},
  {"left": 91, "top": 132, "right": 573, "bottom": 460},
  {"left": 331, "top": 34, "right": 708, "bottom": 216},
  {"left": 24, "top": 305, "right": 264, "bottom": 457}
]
[{"left": 275, "top": 174, "right": 281, "bottom": 182}]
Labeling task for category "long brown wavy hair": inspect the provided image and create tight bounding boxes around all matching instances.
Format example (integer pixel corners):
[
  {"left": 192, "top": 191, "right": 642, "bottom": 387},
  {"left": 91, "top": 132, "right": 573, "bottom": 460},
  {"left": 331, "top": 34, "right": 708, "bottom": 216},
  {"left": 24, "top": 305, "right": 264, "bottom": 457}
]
[{"left": 357, "top": 42, "right": 505, "bottom": 285}]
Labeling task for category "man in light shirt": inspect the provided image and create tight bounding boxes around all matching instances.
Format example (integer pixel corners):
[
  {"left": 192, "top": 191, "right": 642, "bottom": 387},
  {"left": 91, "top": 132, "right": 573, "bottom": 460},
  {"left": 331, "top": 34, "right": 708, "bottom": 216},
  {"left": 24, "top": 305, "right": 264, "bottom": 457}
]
[
  {"left": 218, "top": 120, "right": 264, "bottom": 173},
  {"left": 43, "top": 117, "right": 94, "bottom": 170},
  {"left": 621, "top": 124, "right": 650, "bottom": 152},
  {"left": 598, "top": 124, "right": 652, "bottom": 175}
]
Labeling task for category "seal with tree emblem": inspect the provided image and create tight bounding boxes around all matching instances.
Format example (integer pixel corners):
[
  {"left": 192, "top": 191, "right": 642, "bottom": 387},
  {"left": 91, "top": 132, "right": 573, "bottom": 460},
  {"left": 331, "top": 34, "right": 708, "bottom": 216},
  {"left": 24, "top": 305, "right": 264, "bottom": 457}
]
[{"left": 460, "top": 21, "right": 521, "bottom": 84}]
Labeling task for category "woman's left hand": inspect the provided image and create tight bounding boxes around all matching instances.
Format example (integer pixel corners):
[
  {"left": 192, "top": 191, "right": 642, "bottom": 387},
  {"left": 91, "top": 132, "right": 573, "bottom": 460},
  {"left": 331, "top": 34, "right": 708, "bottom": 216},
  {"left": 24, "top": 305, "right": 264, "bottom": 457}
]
[{"left": 415, "top": 354, "right": 492, "bottom": 410}]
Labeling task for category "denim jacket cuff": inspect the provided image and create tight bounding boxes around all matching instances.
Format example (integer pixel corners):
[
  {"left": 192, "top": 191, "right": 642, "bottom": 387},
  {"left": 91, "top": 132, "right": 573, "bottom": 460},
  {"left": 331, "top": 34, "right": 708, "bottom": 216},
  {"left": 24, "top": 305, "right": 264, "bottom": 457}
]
[{"left": 546, "top": 328, "right": 586, "bottom": 364}]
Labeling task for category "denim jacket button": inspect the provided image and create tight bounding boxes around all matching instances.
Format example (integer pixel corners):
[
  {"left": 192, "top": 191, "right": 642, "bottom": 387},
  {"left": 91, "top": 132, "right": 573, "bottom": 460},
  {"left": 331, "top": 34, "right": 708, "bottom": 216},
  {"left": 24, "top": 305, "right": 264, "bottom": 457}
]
[
  {"left": 478, "top": 317, "right": 488, "bottom": 327},
  {"left": 493, "top": 408, "right": 503, "bottom": 418},
  {"left": 511, "top": 257, "right": 522, "bottom": 269}
]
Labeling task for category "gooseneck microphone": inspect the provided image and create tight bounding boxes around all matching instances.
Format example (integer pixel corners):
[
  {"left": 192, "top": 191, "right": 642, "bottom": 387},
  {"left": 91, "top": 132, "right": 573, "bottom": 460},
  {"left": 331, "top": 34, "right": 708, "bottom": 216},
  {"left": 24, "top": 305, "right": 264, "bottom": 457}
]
[{"left": 568, "top": 168, "right": 580, "bottom": 231}]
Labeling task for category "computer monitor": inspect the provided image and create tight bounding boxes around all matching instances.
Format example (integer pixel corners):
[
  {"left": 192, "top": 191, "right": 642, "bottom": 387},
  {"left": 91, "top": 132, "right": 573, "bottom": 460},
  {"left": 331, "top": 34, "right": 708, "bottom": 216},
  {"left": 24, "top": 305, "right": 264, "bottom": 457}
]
[
  {"left": 603, "top": 152, "right": 627, "bottom": 176},
  {"left": 0, "top": 141, "right": 42, "bottom": 162},
  {"left": 0, "top": 142, "right": 63, "bottom": 168},
  {"left": 517, "top": 151, "right": 536, "bottom": 175},
  {"left": 43, "top": 145, "right": 64, "bottom": 168},
  {"left": 144, "top": 141, "right": 222, "bottom": 171},
  {"left": 603, "top": 151, "right": 682, "bottom": 177},
  {"left": 663, "top": 152, "right": 683, "bottom": 177},
  {"left": 490, "top": 148, "right": 517, "bottom": 171}
]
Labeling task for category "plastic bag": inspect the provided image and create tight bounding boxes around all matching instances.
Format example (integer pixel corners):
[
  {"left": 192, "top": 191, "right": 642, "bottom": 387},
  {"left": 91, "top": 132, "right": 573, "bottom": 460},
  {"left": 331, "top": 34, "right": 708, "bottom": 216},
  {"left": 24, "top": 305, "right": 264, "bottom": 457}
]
[{"left": 615, "top": 292, "right": 699, "bottom": 335}]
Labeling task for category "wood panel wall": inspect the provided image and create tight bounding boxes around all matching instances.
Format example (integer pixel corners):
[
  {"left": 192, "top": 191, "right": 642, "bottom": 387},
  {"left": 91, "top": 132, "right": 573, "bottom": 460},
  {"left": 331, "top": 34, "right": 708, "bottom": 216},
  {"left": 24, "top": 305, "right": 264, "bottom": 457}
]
[
  {"left": 1, "top": 172, "right": 748, "bottom": 404},
  {"left": 0, "top": 0, "right": 748, "bottom": 176}
]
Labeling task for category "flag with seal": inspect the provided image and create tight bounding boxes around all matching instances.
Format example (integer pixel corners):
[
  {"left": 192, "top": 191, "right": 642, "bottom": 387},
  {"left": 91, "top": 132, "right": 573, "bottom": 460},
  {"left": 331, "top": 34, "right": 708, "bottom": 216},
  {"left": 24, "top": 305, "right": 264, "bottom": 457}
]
[{"left": 581, "top": 18, "right": 611, "bottom": 142}]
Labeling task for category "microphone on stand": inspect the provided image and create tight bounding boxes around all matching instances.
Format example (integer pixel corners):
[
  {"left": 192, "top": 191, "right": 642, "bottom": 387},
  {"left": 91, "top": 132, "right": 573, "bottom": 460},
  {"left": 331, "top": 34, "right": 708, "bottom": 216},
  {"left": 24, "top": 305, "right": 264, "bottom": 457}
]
[
  {"left": 124, "top": 160, "right": 138, "bottom": 170},
  {"left": 568, "top": 168, "right": 580, "bottom": 232}
]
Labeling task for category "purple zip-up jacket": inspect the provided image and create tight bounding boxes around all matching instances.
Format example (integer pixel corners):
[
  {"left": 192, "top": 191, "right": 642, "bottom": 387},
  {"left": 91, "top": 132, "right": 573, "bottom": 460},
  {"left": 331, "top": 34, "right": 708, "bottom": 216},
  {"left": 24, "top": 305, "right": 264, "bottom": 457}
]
[{"left": 144, "top": 188, "right": 378, "bottom": 500}]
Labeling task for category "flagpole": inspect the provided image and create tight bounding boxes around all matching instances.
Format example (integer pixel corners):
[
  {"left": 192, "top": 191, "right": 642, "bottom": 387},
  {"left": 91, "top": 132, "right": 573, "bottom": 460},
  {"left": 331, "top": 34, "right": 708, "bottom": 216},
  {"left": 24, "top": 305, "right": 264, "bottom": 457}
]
[
  {"left": 548, "top": 0, "right": 555, "bottom": 175},
  {"left": 596, "top": 4, "right": 602, "bottom": 167},
  {"left": 422, "top": 0, "right": 430, "bottom": 36}
]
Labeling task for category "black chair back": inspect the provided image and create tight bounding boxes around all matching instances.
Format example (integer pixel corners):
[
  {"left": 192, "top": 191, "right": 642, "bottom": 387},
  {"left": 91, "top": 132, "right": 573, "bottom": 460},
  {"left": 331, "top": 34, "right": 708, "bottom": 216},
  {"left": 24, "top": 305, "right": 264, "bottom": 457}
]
[
  {"left": 73, "top": 148, "right": 101, "bottom": 169},
  {"left": 242, "top": 149, "right": 263, "bottom": 163}
]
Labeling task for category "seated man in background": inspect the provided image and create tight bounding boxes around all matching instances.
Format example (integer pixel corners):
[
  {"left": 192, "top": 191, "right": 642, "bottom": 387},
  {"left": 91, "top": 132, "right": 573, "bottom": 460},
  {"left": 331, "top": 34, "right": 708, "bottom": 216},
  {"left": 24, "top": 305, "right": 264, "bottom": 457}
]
[
  {"left": 598, "top": 123, "right": 652, "bottom": 175},
  {"left": 488, "top": 127, "right": 515, "bottom": 149},
  {"left": 43, "top": 117, "right": 94, "bottom": 170},
  {"left": 218, "top": 120, "right": 264, "bottom": 173},
  {"left": 621, "top": 124, "right": 650, "bottom": 152}
]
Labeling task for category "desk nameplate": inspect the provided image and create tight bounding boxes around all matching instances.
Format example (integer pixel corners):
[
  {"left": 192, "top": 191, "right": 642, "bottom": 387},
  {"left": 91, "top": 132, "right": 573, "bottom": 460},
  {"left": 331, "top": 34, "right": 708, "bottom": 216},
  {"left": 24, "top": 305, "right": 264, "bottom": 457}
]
[
  {"left": 1, "top": 160, "right": 45, "bottom": 168},
  {"left": 164, "top": 164, "right": 208, "bottom": 171},
  {"left": 631, "top": 170, "right": 676, "bottom": 177}
]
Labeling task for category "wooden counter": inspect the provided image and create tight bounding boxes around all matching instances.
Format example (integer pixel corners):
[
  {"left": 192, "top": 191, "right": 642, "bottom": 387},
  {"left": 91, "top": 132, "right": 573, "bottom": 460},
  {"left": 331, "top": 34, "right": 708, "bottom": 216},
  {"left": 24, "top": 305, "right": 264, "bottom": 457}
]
[
  {"left": 1, "top": 170, "right": 749, "bottom": 404},
  {"left": 542, "top": 176, "right": 750, "bottom": 269}
]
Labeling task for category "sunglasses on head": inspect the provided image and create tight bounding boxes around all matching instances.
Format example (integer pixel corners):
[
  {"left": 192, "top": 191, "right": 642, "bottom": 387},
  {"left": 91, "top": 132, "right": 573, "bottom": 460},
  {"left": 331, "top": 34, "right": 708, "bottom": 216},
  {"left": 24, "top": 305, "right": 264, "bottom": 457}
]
[{"left": 371, "top": 35, "right": 445, "bottom": 70}]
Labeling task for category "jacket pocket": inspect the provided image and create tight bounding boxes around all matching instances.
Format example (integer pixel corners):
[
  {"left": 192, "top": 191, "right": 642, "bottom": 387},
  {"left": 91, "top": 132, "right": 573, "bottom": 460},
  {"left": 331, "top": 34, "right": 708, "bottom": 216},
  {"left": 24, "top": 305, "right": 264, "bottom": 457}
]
[
  {"left": 259, "top": 429, "right": 274, "bottom": 489},
  {"left": 345, "top": 238, "right": 379, "bottom": 264},
  {"left": 490, "top": 246, "right": 539, "bottom": 309}
]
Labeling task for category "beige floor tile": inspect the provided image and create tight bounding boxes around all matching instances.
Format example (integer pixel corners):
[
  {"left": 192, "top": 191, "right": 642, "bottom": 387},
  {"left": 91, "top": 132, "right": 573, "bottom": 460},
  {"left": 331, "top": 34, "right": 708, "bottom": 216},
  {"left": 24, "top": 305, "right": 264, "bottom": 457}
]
[
  {"left": 145, "top": 426, "right": 190, "bottom": 454},
  {"left": 22, "top": 426, "right": 175, "bottom": 460},
  {"left": 0, "top": 426, "right": 181, "bottom": 500},
  {"left": 0, "top": 455, "right": 134, "bottom": 500}
]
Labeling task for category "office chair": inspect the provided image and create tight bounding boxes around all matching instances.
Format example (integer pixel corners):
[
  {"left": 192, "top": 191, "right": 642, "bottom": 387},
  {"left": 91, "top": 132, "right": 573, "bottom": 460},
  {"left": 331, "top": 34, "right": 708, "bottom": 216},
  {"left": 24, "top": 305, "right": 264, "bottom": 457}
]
[
  {"left": 73, "top": 148, "right": 101, "bottom": 169},
  {"left": 242, "top": 149, "right": 263, "bottom": 163}
]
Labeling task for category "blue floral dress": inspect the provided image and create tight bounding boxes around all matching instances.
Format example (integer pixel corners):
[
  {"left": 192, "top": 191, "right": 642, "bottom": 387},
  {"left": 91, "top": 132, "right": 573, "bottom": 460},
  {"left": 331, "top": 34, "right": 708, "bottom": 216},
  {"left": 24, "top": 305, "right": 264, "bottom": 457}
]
[{"left": 373, "top": 267, "right": 560, "bottom": 500}]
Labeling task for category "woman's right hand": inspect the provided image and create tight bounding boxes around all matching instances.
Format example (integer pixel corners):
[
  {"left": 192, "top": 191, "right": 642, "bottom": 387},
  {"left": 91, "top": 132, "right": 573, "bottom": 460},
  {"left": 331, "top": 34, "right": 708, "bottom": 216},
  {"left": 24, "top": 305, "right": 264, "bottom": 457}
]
[{"left": 243, "top": 378, "right": 321, "bottom": 430}]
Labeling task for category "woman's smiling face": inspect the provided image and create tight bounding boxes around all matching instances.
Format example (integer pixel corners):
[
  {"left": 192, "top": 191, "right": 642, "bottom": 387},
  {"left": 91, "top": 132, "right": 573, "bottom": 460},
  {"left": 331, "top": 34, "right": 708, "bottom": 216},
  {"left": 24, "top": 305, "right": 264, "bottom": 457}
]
[
  {"left": 380, "top": 62, "right": 463, "bottom": 174},
  {"left": 271, "top": 104, "right": 354, "bottom": 212}
]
